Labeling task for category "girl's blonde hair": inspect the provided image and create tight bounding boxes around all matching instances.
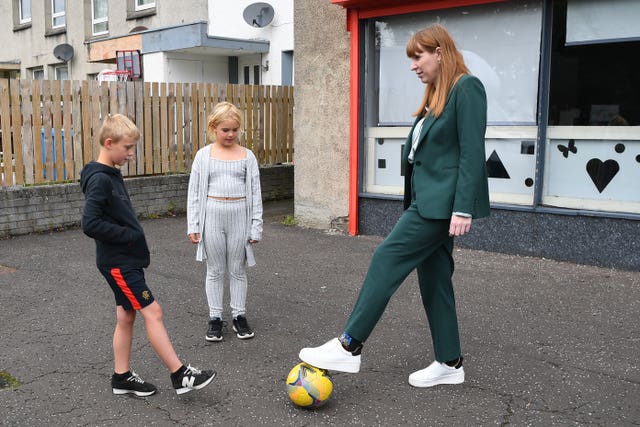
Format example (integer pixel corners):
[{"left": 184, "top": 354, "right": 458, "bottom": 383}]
[
  {"left": 206, "top": 102, "right": 242, "bottom": 142},
  {"left": 406, "top": 24, "right": 470, "bottom": 118},
  {"left": 99, "top": 114, "right": 140, "bottom": 146}
]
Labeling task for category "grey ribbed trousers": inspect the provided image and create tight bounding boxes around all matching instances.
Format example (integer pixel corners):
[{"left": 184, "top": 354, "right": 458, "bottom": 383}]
[{"left": 203, "top": 198, "right": 248, "bottom": 319}]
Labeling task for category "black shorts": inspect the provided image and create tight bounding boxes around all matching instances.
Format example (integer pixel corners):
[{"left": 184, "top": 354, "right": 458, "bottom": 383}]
[{"left": 99, "top": 266, "right": 155, "bottom": 311}]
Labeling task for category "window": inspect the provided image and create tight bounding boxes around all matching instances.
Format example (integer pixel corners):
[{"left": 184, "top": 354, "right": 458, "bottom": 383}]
[
  {"left": 19, "top": 0, "right": 31, "bottom": 23},
  {"left": 54, "top": 65, "right": 69, "bottom": 80},
  {"left": 361, "top": 1, "right": 543, "bottom": 203},
  {"left": 92, "top": 0, "right": 108, "bottom": 35},
  {"left": 136, "top": 0, "right": 155, "bottom": 11},
  {"left": 32, "top": 68, "right": 44, "bottom": 80},
  {"left": 52, "top": 0, "right": 65, "bottom": 28},
  {"left": 542, "top": 0, "right": 640, "bottom": 214}
]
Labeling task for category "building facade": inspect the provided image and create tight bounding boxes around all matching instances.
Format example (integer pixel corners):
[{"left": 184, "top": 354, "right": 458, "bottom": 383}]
[
  {"left": 294, "top": 0, "right": 640, "bottom": 269},
  {"left": 0, "top": 0, "right": 293, "bottom": 85}
]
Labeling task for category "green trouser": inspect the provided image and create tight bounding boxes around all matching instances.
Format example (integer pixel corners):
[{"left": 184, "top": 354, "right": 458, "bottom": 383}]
[{"left": 344, "top": 204, "right": 460, "bottom": 363}]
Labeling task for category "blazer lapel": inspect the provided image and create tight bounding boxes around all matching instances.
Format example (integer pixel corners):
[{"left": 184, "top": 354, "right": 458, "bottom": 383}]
[{"left": 414, "top": 114, "right": 437, "bottom": 155}]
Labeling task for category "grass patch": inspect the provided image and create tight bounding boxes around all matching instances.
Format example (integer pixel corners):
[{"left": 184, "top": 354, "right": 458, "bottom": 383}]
[
  {"left": 0, "top": 371, "right": 20, "bottom": 390},
  {"left": 281, "top": 215, "right": 297, "bottom": 226}
]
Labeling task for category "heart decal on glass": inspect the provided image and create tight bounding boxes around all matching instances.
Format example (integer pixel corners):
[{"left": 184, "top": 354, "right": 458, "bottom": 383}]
[{"left": 586, "top": 159, "right": 619, "bottom": 193}]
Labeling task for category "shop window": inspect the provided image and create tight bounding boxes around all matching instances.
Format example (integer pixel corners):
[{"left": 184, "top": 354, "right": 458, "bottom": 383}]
[
  {"left": 543, "top": 0, "right": 640, "bottom": 214},
  {"left": 361, "top": 1, "right": 542, "bottom": 204}
]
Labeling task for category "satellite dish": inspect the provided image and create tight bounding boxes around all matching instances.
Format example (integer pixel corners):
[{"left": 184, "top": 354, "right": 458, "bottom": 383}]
[
  {"left": 243, "top": 2, "right": 274, "bottom": 28},
  {"left": 53, "top": 43, "right": 74, "bottom": 62}
]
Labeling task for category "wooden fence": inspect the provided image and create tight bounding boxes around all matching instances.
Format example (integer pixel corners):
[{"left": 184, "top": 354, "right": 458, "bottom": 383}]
[{"left": 0, "top": 79, "right": 294, "bottom": 187}]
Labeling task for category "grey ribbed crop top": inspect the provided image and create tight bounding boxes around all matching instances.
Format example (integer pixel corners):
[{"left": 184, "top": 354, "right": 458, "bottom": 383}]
[{"left": 207, "top": 158, "right": 247, "bottom": 197}]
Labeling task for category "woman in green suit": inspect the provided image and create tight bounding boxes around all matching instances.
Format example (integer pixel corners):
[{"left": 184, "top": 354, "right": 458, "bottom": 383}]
[{"left": 300, "top": 24, "right": 490, "bottom": 388}]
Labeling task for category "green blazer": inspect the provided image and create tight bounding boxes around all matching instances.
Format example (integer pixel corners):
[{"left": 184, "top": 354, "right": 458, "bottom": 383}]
[{"left": 402, "top": 74, "right": 490, "bottom": 219}]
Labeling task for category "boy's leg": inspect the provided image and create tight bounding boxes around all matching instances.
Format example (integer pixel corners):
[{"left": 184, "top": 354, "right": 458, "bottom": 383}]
[
  {"left": 113, "top": 306, "right": 136, "bottom": 374},
  {"left": 139, "top": 301, "right": 183, "bottom": 373}
]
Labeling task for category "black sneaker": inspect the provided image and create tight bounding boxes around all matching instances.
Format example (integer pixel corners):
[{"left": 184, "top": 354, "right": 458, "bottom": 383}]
[
  {"left": 205, "top": 318, "right": 225, "bottom": 342},
  {"left": 232, "top": 315, "right": 255, "bottom": 339},
  {"left": 171, "top": 365, "right": 216, "bottom": 395},
  {"left": 111, "top": 371, "right": 157, "bottom": 397}
]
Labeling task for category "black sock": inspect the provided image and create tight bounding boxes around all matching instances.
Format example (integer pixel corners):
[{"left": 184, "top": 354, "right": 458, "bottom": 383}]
[
  {"left": 445, "top": 356, "right": 463, "bottom": 369},
  {"left": 170, "top": 365, "right": 187, "bottom": 379},
  {"left": 339, "top": 332, "right": 363, "bottom": 356},
  {"left": 113, "top": 371, "right": 131, "bottom": 380}
]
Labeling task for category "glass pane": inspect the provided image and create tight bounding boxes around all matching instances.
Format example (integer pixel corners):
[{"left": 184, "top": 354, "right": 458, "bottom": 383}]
[
  {"left": 93, "top": 21, "right": 108, "bottom": 34},
  {"left": 53, "top": 0, "right": 64, "bottom": 13},
  {"left": 138, "top": 0, "right": 154, "bottom": 5},
  {"left": 53, "top": 15, "right": 65, "bottom": 27},
  {"left": 374, "top": 1, "right": 542, "bottom": 126},
  {"left": 56, "top": 67, "right": 69, "bottom": 80},
  {"left": 566, "top": 0, "right": 640, "bottom": 45},
  {"left": 20, "top": 0, "right": 31, "bottom": 21},
  {"left": 33, "top": 69, "right": 44, "bottom": 80},
  {"left": 548, "top": 1, "right": 640, "bottom": 126},
  {"left": 543, "top": 135, "right": 640, "bottom": 213},
  {"left": 93, "top": 0, "right": 107, "bottom": 19}
]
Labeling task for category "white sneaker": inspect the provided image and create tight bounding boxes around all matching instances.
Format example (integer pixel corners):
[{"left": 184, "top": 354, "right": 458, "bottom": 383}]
[
  {"left": 408, "top": 360, "right": 465, "bottom": 388},
  {"left": 299, "top": 338, "right": 361, "bottom": 373}
]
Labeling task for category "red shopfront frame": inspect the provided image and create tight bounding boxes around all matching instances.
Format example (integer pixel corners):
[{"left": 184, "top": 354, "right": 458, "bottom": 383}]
[{"left": 331, "top": 0, "right": 505, "bottom": 235}]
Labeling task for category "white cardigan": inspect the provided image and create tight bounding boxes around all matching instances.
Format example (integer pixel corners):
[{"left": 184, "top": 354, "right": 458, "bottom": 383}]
[{"left": 187, "top": 145, "right": 263, "bottom": 265}]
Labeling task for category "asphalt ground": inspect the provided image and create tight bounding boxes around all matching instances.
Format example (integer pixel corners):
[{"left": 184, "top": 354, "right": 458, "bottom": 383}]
[{"left": 0, "top": 199, "right": 638, "bottom": 426}]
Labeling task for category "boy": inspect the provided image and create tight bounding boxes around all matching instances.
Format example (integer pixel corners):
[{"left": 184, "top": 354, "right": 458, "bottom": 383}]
[{"left": 80, "top": 114, "right": 215, "bottom": 396}]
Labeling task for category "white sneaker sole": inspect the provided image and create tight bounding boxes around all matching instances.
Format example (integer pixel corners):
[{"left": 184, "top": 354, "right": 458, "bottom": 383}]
[
  {"left": 112, "top": 388, "right": 156, "bottom": 397},
  {"left": 205, "top": 335, "right": 223, "bottom": 342},
  {"left": 174, "top": 372, "right": 217, "bottom": 395},
  {"left": 408, "top": 371, "right": 464, "bottom": 388},
  {"left": 232, "top": 326, "right": 255, "bottom": 339},
  {"left": 298, "top": 350, "right": 361, "bottom": 373}
]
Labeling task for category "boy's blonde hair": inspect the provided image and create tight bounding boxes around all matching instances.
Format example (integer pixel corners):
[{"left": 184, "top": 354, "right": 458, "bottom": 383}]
[
  {"left": 99, "top": 114, "right": 140, "bottom": 146},
  {"left": 206, "top": 102, "right": 242, "bottom": 143}
]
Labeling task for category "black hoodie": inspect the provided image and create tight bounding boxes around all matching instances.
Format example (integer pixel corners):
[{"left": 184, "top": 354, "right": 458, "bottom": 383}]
[{"left": 80, "top": 161, "right": 150, "bottom": 268}]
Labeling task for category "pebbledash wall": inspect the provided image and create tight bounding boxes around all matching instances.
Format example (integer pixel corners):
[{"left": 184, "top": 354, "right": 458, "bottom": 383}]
[{"left": 0, "top": 165, "right": 293, "bottom": 238}]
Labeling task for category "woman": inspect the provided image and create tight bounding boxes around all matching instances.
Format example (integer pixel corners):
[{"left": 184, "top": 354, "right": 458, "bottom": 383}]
[
  {"left": 187, "top": 102, "right": 263, "bottom": 342},
  {"left": 299, "top": 24, "right": 489, "bottom": 388}
]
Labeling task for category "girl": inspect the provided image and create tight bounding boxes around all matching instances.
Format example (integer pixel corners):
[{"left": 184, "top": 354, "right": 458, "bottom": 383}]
[{"left": 187, "top": 102, "right": 263, "bottom": 342}]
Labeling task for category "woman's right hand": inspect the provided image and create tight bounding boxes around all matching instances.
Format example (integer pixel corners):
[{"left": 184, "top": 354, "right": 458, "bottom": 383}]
[{"left": 188, "top": 233, "right": 201, "bottom": 244}]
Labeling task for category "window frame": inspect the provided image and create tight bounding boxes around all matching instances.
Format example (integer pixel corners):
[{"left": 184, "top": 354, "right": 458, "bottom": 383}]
[
  {"left": 54, "top": 64, "right": 69, "bottom": 80},
  {"left": 32, "top": 68, "right": 44, "bottom": 80},
  {"left": 91, "top": 0, "right": 109, "bottom": 36},
  {"left": 19, "top": 0, "right": 32, "bottom": 24},
  {"left": 135, "top": 0, "right": 155, "bottom": 11},
  {"left": 51, "top": 0, "right": 66, "bottom": 29}
]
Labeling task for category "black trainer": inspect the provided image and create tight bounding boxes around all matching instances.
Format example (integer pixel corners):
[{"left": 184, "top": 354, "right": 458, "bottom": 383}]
[
  {"left": 205, "top": 318, "right": 225, "bottom": 342},
  {"left": 232, "top": 315, "right": 255, "bottom": 339},
  {"left": 111, "top": 371, "right": 157, "bottom": 397},
  {"left": 171, "top": 365, "right": 216, "bottom": 395}
]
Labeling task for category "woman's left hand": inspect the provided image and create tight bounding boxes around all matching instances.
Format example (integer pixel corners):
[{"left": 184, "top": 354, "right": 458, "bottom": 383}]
[
  {"left": 248, "top": 239, "right": 258, "bottom": 244},
  {"left": 449, "top": 215, "right": 472, "bottom": 237}
]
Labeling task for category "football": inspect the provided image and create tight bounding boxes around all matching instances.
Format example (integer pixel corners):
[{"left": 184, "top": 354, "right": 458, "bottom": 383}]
[{"left": 286, "top": 362, "right": 333, "bottom": 408}]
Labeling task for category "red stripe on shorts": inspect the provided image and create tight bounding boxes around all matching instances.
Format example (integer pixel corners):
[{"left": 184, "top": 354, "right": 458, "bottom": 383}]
[{"left": 110, "top": 268, "right": 142, "bottom": 310}]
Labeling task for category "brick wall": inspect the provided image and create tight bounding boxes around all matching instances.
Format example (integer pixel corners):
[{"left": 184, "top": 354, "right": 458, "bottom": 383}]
[{"left": 0, "top": 164, "right": 293, "bottom": 238}]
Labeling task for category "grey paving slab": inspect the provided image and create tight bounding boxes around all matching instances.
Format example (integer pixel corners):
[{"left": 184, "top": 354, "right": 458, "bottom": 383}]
[{"left": 0, "top": 200, "right": 638, "bottom": 426}]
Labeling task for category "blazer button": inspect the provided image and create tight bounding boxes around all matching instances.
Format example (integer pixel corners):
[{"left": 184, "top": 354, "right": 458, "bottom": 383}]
[{"left": 415, "top": 161, "right": 422, "bottom": 166}]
